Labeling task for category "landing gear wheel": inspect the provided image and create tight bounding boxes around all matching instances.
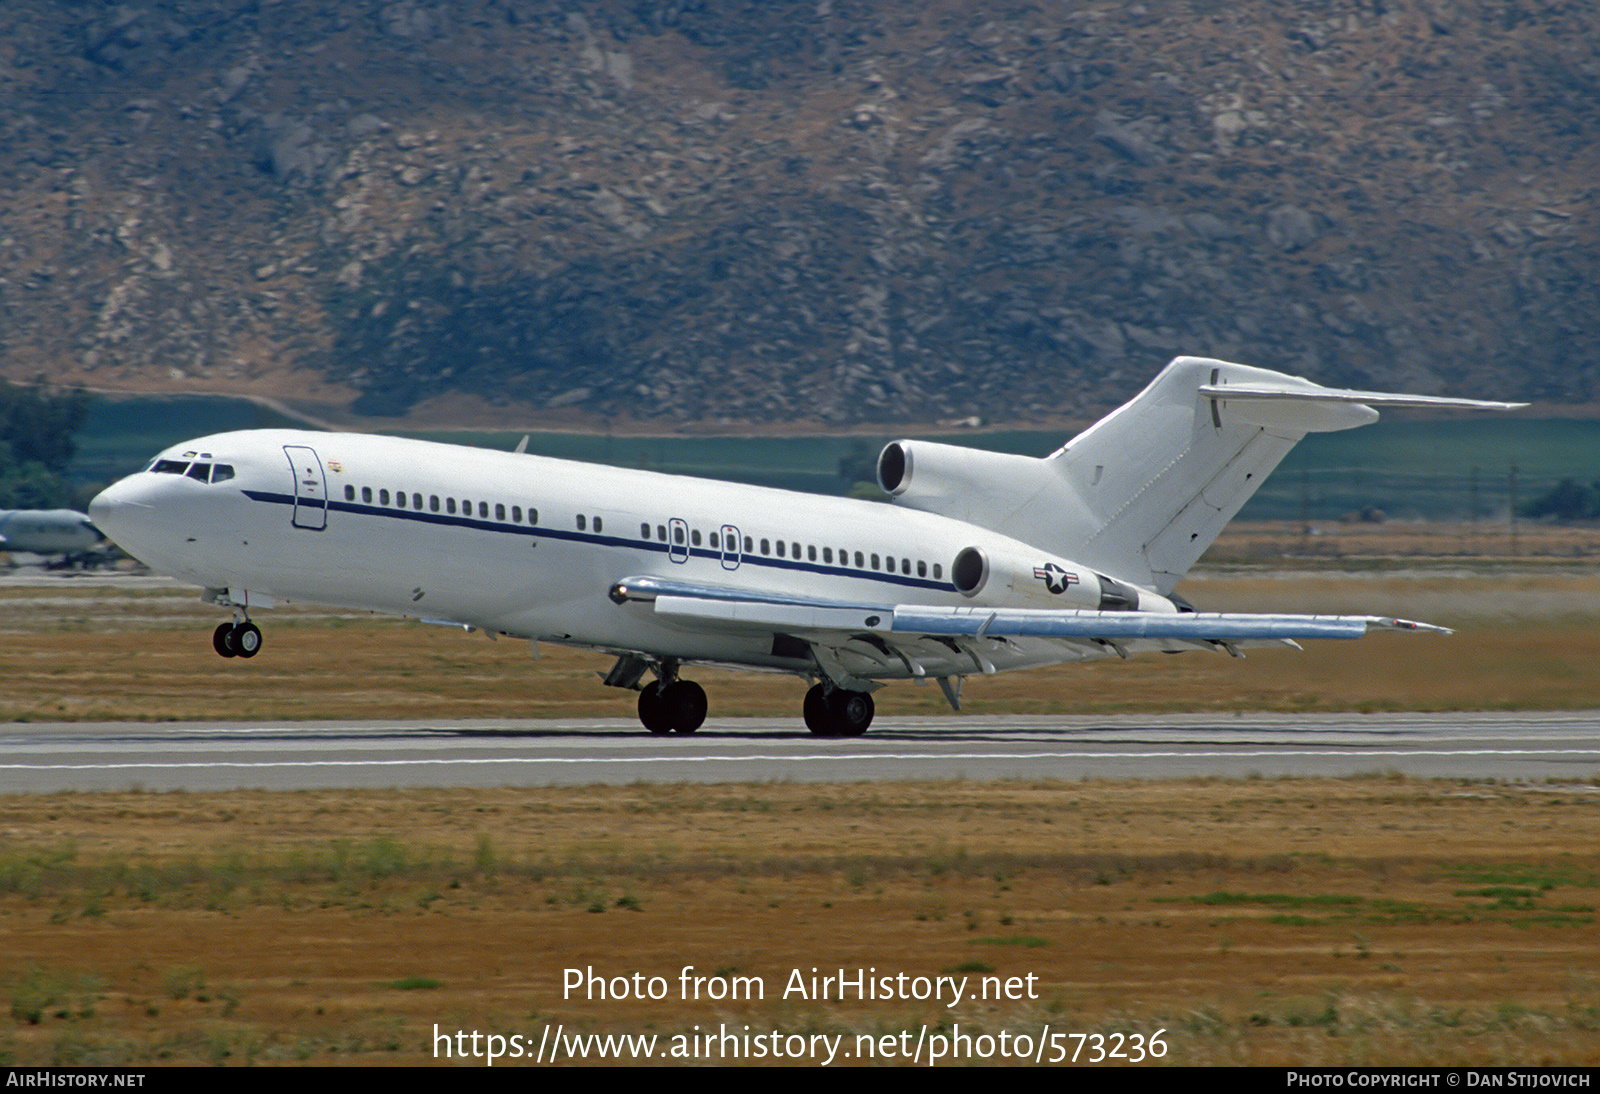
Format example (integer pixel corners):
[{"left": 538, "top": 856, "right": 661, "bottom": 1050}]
[
  {"left": 233, "top": 622, "right": 262, "bottom": 658},
  {"left": 826, "top": 688, "right": 874, "bottom": 737},
  {"left": 212, "top": 622, "right": 238, "bottom": 658},
  {"left": 804, "top": 684, "right": 834, "bottom": 736},
  {"left": 662, "top": 680, "right": 707, "bottom": 734},
  {"left": 638, "top": 683, "right": 672, "bottom": 735}
]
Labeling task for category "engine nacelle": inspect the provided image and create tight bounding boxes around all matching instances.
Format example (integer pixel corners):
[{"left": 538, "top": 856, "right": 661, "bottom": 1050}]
[
  {"left": 877, "top": 439, "right": 1060, "bottom": 527},
  {"left": 946, "top": 542, "right": 1163, "bottom": 612}
]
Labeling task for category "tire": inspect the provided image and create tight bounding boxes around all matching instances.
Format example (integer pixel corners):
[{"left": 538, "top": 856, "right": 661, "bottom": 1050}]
[
  {"left": 638, "top": 683, "right": 672, "bottom": 735},
  {"left": 803, "top": 683, "right": 834, "bottom": 736},
  {"left": 826, "top": 688, "right": 874, "bottom": 737},
  {"left": 234, "top": 622, "right": 263, "bottom": 658},
  {"left": 664, "top": 680, "right": 707, "bottom": 734},
  {"left": 213, "top": 622, "right": 238, "bottom": 658}
]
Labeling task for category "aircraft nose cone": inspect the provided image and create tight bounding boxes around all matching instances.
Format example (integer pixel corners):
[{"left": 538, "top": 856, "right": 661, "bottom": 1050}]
[{"left": 88, "top": 477, "right": 153, "bottom": 547}]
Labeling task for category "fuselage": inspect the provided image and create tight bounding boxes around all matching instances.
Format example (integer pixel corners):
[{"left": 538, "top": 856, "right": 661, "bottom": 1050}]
[{"left": 89, "top": 429, "right": 1142, "bottom": 673}]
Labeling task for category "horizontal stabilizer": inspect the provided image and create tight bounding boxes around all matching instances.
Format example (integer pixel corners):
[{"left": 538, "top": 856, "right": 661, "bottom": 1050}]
[{"left": 1197, "top": 383, "right": 1526, "bottom": 412}]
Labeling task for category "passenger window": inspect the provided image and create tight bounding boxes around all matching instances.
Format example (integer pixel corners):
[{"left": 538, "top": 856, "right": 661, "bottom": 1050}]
[
  {"left": 529, "top": 508, "right": 538, "bottom": 525},
  {"left": 823, "top": 547, "right": 833, "bottom": 564},
  {"left": 512, "top": 506, "right": 522, "bottom": 522},
  {"left": 495, "top": 503, "right": 505, "bottom": 521},
  {"left": 641, "top": 522, "right": 650, "bottom": 538},
  {"left": 657, "top": 525, "right": 666, "bottom": 540},
  {"left": 760, "top": 538, "right": 770, "bottom": 555},
  {"left": 343, "top": 484, "right": 355, "bottom": 500},
  {"left": 917, "top": 560, "right": 926, "bottom": 578},
  {"left": 577, "top": 515, "right": 586, "bottom": 531},
  {"left": 709, "top": 532, "right": 719, "bottom": 549},
  {"left": 447, "top": 498, "right": 457, "bottom": 514},
  {"left": 430, "top": 495, "right": 440, "bottom": 512},
  {"left": 902, "top": 558, "right": 910, "bottom": 575},
  {"left": 933, "top": 563, "right": 942, "bottom": 580},
  {"left": 690, "top": 529, "right": 700, "bottom": 546},
  {"left": 396, "top": 492, "right": 406, "bottom": 508},
  {"left": 479, "top": 502, "right": 488, "bottom": 519},
  {"left": 673, "top": 524, "right": 684, "bottom": 544},
  {"left": 380, "top": 489, "right": 390, "bottom": 505},
  {"left": 744, "top": 536, "right": 752, "bottom": 553},
  {"left": 211, "top": 465, "right": 235, "bottom": 484},
  {"left": 594, "top": 516, "right": 603, "bottom": 533},
  {"left": 872, "top": 554, "right": 880, "bottom": 570},
  {"left": 808, "top": 545, "right": 816, "bottom": 562},
  {"left": 854, "top": 551, "right": 864, "bottom": 568},
  {"left": 362, "top": 487, "right": 372, "bottom": 503},
  {"left": 461, "top": 499, "right": 470, "bottom": 514}
]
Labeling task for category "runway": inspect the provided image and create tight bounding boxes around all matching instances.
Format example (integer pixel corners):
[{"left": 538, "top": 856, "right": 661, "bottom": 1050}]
[{"left": 1, "top": 711, "right": 1597, "bottom": 792}]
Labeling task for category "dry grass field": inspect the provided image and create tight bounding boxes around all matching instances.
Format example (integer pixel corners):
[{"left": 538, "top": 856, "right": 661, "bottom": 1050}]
[
  {"left": 0, "top": 780, "right": 1596, "bottom": 1066},
  {"left": 3, "top": 561, "right": 1600, "bottom": 722},
  {"left": 0, "top": 558, "right": 1597, "bottom": 1066}
]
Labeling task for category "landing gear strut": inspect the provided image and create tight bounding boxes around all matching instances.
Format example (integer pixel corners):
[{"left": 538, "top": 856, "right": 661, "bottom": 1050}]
[
  {"left": 803, "top": 682, "right": 874, "bottom": 737},
  {"left": 212, "top": 619, "right": 262, "bottom": 659}
]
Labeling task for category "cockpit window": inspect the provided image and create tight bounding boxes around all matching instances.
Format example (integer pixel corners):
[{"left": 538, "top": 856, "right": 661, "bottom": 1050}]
[{"left": 148, "top": 458, "right": 234, "bottom": 483}]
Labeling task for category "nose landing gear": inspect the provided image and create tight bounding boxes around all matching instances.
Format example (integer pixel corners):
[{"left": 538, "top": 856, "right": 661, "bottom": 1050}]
[{"left": 212, "top": 619, "right": 263, "bottom": 659}]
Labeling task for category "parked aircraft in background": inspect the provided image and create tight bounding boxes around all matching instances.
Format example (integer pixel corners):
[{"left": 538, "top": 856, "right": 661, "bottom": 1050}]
[
  {"left": 0, "top": 508, "right": 104, "bottom": 566},
  {"left": 88, "top": 356, "right": 1521, "bottom": 736}
]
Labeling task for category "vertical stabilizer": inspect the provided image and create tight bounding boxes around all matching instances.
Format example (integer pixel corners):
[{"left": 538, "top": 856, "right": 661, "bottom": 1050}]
[{"left": 1034, "top": 356, "right": 1521, "bottom": 593}]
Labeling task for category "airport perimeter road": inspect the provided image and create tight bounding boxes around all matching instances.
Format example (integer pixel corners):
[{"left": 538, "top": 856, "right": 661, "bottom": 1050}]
[{"left": 0, "top": 711, "right": 1597, "bottom": 792}]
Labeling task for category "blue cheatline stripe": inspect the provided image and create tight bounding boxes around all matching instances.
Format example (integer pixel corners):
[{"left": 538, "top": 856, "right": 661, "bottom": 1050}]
[{"left": 241, "top": 489, "right": 955, "bottom": 595}]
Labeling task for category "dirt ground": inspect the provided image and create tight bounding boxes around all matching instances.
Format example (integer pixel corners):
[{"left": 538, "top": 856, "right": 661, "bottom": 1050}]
[{"left": 0, "top": 563, "right": 1597, "bottom": 1066}]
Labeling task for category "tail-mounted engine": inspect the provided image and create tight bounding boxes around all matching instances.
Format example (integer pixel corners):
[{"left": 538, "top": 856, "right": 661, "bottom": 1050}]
[{"left": 946, "top": 543, "right": 1159, "bottom": 612}]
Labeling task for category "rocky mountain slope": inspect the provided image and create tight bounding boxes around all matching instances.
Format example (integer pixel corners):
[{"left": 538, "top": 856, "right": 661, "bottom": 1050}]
[{"left": 0, "top": 1, "right": 1593, "bottom": 429}]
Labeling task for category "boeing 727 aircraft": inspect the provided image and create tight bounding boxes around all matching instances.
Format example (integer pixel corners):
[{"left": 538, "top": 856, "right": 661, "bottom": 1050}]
[{"left": 88, "top": 356, "right": 1521, "bottom": 736}]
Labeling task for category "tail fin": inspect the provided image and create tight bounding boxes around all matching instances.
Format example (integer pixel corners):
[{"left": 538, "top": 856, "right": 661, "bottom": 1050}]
[
  {"left": 881, "top": 356, "right": 1520, "bottom": 594},
  {"left": 1041, "top": 356, "right": 1521, "bottom": 592}
]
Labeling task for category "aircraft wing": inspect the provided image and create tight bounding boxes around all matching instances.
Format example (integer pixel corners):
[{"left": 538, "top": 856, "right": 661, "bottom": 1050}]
[{"left": 610, "top": 575, "right": 1446, "bottom": 690}]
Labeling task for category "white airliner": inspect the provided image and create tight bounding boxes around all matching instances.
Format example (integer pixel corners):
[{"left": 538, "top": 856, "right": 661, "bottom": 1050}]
[
  {"left": 88, "top": 356, "right": 1521, "bottom": 736},
  {"left": 0, "top": 508, "right": 103, "bottom": 562}
]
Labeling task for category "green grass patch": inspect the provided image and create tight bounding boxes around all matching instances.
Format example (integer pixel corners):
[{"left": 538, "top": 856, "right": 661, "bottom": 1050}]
[
  {"left": 968, "top": 936, "right": 1049, "bottom": 947},
  {"left": 383, "top": 977, "right": 441, "bottom": 991}
]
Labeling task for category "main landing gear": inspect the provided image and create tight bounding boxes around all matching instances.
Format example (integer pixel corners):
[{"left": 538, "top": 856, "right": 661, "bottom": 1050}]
[
  {"left": 637, "top": 678, "right": 707, "bottom": 735},
  {"left": 803, "top": 682, "right": 874, "bottom": 737},
  {"left": 212, "top": 619, "right": 262, "bottom": 658},
  {"left": 610, "top": 655, "right": 874, "bottom": 737}
]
